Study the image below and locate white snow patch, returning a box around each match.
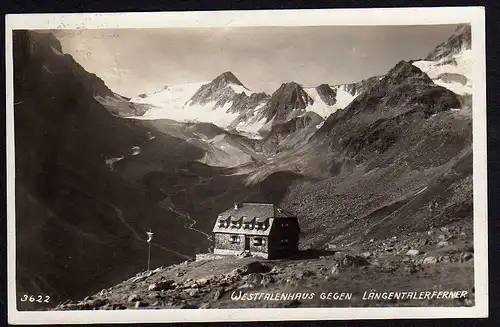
[303,86,357,118]
[131,146,140,156]
[128,81,240,128]
[105,156,124,171]
[316,121,325,129]
[252,103,265,113]
[304,88,335,118]
[229,83,251,95]
[335,87,358,109]
[236,116,268,136]
[412,48,473,95]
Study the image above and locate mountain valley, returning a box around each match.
[12,24,475,310]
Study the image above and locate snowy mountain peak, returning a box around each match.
[412,24,472,95]
[214,71,245,87]
[188,72,251,108]
[261,82,314,124]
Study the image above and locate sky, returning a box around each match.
[50,25,458,98]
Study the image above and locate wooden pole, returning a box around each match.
[147,241,151,271]
[146,230,153,271]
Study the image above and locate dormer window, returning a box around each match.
[219,220,226,227]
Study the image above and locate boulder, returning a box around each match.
[331,263,341,275]
[213,289,222,300]
[404,263,420,274]
[196,277,210,287]
[461,252,473,261]
[406,249,422,256]
[440,255,451,263]
[187,288,200,297]
[437,241,450,248]
[269,266,281,274]
[423,256,438,264]
[361,251,372,258]
[241,261,271,275]
[244,273,263,284]
[333,252,369,266]
[260,275,275,287]
[148,280,175,291]
[127,294,140,302]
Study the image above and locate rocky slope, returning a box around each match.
[54,220,474,310]
[137,119,264,167]
[338,75,383,97]
[26,32,149,117]
[243,31,472,253]
[13,31,215,310]
[261,111,324,155]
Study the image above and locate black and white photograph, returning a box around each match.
[6,7,487,324]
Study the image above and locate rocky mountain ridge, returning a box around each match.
[133,71,381,140]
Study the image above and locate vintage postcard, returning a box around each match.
[6,7,487,324]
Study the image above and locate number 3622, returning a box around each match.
[20,294,50,303]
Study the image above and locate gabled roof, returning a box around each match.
[212,203,297,235]
[217,203,295,221]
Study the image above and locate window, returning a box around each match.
[231,235,240,243]
[281,223,289,228]
[280,238,289,244]
[219,220,226,227]
[253,237,265,246]
[255,222,262,230]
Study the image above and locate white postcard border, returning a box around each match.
[6,7,488,324]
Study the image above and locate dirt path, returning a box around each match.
[161,199,213,243]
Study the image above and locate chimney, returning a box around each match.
[234,202,240,210]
